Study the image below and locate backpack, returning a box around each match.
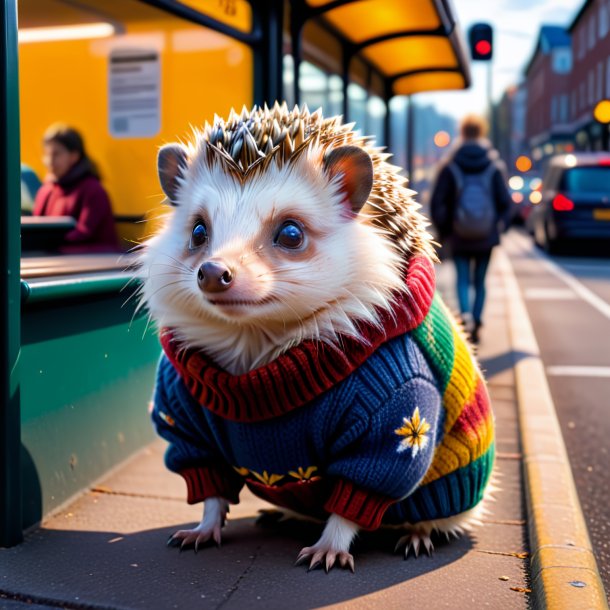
[448,162,497,240]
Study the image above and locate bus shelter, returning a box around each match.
[1,0,470,545]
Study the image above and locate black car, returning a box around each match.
[529,152,610,252]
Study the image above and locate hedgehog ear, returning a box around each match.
[158,144,189,205]
[323,146,373,214]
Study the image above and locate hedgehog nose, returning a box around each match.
[197,260,234,293]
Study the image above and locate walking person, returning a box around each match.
[34,124,120,253]
[430,114,512,344]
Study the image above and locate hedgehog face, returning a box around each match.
[139,105,423,373]
[142,147,401,332]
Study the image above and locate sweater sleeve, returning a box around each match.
[152,356,245,504]
[324,376,442,530]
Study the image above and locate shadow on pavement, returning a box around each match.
[480,351,534,378]
[1,516,473,609]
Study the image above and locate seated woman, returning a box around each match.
[34,124,121,254]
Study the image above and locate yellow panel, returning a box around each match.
[363,36,457,76]
[318,0,440,44]
[18,12,252,246]
[179,0,252,33]
[393,72,465,95]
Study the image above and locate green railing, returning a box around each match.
[1,0,23,547]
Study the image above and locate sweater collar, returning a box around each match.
[161,255,435,423]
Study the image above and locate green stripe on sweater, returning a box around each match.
[412,293,455,393]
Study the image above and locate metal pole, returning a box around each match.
[383,97,391,151]
[407,95,415,185]
[342,50,350,122]
[252,0,284,107]
[487,60,494,143]
[1,0,23,547]
[290,6,303,107]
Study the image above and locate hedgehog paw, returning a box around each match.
[295,546,355,573]
[394,531,434,559]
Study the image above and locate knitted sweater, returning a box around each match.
[152,257,494,530]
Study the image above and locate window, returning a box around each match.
[588,13,596,49]
[347,83,367,135]
[299,61,330,116]
[366,96,386,146]
[551,95,558,122]
[579,26,586,59]
[552,48,572,74]
[606,57,610,97]
[580,81,586,109]
[589,69,595,104]
[282,55,295,109]
[598,60,604,101]
[571,89,577,117]
[600,4,609,38]
[562,167,610,193]
[560,94,569,123]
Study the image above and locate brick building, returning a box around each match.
[519,0,610,164]
[496,83,528,170]
[568,0,610,150]
[523,25,573,160]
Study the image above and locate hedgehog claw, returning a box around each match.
[296,546,354,573]
[395,532,434,559]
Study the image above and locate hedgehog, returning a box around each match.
[140,102,495,572]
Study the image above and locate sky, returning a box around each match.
[416,0,586,119]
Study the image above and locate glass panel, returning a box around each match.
[347,83,367,135]
[367,95,386,146]
[283,54,295,108]
[299,61,330,114]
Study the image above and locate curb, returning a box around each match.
[496,245,609,610]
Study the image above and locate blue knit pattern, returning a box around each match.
[153,332,445,507]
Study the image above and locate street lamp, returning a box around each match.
[593,100,610,151]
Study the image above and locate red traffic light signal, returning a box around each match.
[469,23,493,61]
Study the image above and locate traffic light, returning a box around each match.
[469,23,493,61]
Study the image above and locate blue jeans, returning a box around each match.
[454,252,492,325]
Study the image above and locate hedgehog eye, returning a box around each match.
[190,221,208,249]
[274,221,304,249]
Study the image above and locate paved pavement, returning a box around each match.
[0,252,531,609]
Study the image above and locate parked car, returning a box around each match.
[528,152,610,252]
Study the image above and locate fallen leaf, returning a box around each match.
[510,587,532,593]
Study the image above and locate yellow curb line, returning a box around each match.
[496,244,608,610]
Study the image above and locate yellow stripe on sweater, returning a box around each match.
[422,411,494,485]
[442,325,478,433]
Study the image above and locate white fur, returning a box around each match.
[169,496,229,548]
[139,144,406,374]
[315,513,359,553]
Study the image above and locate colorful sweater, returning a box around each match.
[152,256,494,530]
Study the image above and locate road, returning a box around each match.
[504,229,610,593]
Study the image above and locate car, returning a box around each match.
[528,152,610,253]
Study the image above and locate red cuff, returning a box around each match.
[324,479,397,530]
[179,465,244,505]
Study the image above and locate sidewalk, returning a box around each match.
[1,252,531,610]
